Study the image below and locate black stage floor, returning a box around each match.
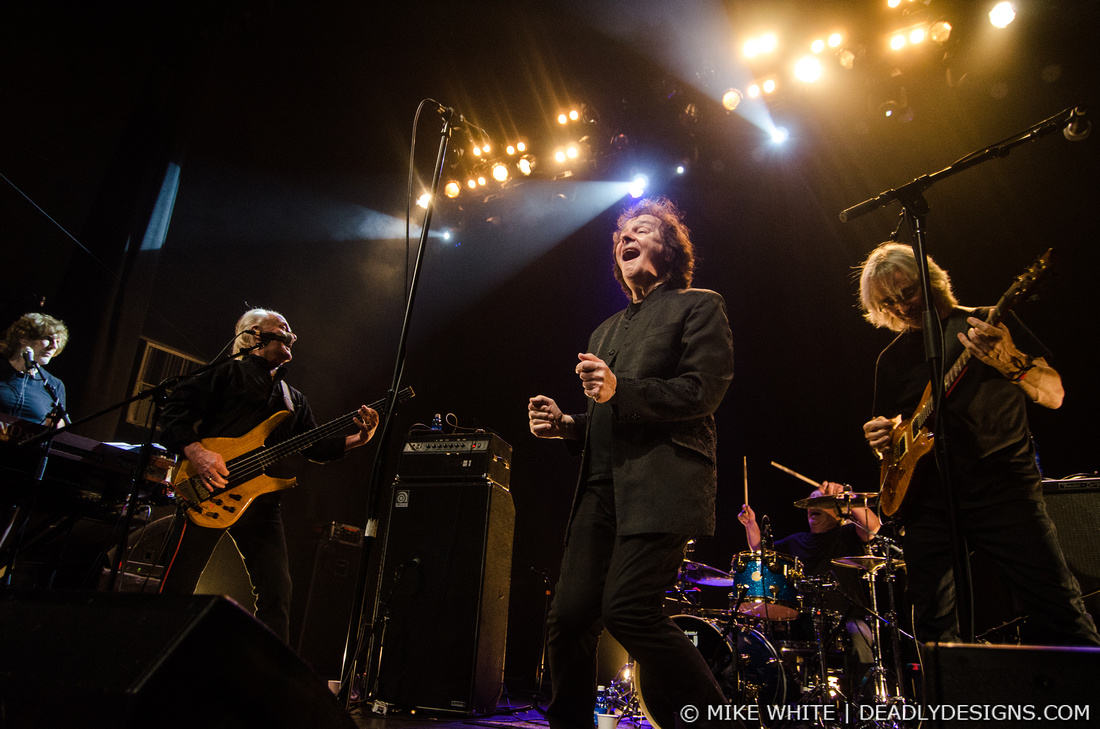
[350,703,550,729]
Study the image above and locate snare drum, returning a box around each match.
[730,550,803,621]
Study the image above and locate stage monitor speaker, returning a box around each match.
[923,642,1100,728]
[0,591,355,729]
[1043,479,1100,617]
[373,479,514,715]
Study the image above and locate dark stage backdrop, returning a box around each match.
[4,1,1099,689]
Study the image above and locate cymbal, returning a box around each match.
[793,492,879,509]
[680,560,735,587]
[831,555,905,572]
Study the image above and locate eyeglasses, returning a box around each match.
[878,284,920,311]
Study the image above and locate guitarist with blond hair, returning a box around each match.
[159,308,378,641]
[858,243,1098,647]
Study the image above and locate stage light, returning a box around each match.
[743,33,778,59]
[794,57,822,83]
[676,164,686,175]
[444,181,461,199]
[811,39,825,54]
[467,178,477,189]
[763,79,777,94]
[416,193,431,209]
[492,162,509,182]
[888,0,901,8]
[748,84,762,98]
[518,155,534,176]
[890,34,906,50]
[554,149,567,164]
[771,127,789,144]
[506,144,516,155]
[477,175,487,186]
[990,2,1015,28]
[566,145,579,159]
[472,146,483,157]
[516,141,526,152]
[569,109,580,121]
[628,174,648,199]
[909,28,926,44]
[828,33,842,48]
[929,20,952,44]
[838,48,856,71]
[722,88,743,111]
[557,113,568,124]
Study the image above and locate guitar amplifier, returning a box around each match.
[396,431,511,488]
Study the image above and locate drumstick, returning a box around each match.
[770,460,822,489]
[743,456,749,505]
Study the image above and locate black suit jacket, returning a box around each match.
[567,285,734,538]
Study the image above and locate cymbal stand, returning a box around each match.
[879,536,913,704]
[797,576,848,724]
[857,555,913,722]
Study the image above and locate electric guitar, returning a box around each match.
[877,250,1051,516]
[172,387,414,528]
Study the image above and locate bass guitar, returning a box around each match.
[878,250,1051,516]
[173,387,414,528]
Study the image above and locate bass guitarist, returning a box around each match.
[858,243,1098,647]
[159,308,378,641]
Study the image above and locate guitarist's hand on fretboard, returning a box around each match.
[957,316,1024,377]
[345,405,380,452]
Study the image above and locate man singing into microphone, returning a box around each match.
[158,308,379,641]
[0,312,69,426]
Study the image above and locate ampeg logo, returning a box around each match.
[395,489,410,508]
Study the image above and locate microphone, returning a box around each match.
[1064,107,1090,142]
[21,347,38,376]
[254,330,296,345]
[433,103,491,145]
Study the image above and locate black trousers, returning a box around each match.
[159,495,292,641]
[903,495,1100,647]
[546,482,732,729]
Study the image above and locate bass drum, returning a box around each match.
[635,615,794,728]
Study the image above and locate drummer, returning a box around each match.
[737,481,881,666]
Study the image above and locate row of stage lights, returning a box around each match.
[426,2,1022,204]
[435,107,599,202]
[436,139,536,201]
[720,1,1017,112]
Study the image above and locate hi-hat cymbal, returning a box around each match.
[679,560,735,587]
[831,555,905,572]
[793,492,879,509]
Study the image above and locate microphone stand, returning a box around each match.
[17,343,264,591]
[840,105,1085,643]
[336,106,458,708]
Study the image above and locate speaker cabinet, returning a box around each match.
[0,591,355,729]
[373,479,514,715]
[295,525,364,679]
[923,642,1100,728]
[1043,480,1100,617]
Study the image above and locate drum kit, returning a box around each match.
[606,490,918,729]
